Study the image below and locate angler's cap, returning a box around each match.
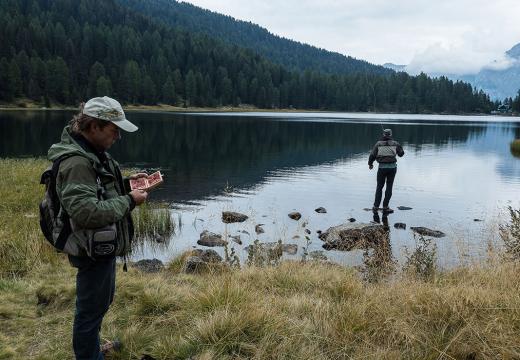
[383,128,392,137]
[83,96,138,132]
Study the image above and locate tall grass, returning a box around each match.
[2,260,520,359]
[131,202,175,240]
[0,158,59,276]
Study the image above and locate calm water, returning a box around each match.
[2,110,520,267]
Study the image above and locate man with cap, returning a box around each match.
[47,96,148,359]
[368,128,405,213]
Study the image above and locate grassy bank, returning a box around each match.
[0,99,312,113]
[1,158,520,359]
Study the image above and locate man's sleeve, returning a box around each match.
[57,157,132,229]
[368,143,378,165]
[397,143,405,157]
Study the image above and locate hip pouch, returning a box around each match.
[87,224,118,260]
[66,222,118,259]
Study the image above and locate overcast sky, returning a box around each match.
[184,0,520,75]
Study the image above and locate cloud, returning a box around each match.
[406,42,518,75]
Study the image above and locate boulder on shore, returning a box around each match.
[222,211,249,223]
[410,227,446,238]
[184,249,223,274]
[288,212,302,220]
[319,222,388,251]
[132,258,164,273]
[197,230,228,247]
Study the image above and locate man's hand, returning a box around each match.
[128,172,148,180]
[129,189,148,205]
[369,164,373,170]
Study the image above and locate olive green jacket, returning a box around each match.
[47,126,134,257]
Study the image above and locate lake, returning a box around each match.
[2,110,520,268]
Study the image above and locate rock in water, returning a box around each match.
[305,229,311,235]
[348,218,356,222]
[410,227,445,238]
[319,222,388,251]
[255,224,265,234]
[394,222,407,230]
[288,212,302,220]
[283,244,298,255]
[222,211,248,223]
[315,207,327,213]
[229,234,242,245]
[397,206,413,210]
[197,230,228,247]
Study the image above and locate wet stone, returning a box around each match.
[410,226,446,238]
[197,230,228,247]
[319,222,388,251]
[394,222,407,230]
[222,211,249,223]
[229,234,242,245]
[255,224,265,234]
[288,212,302,220]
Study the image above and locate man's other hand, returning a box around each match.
[129,190,148,205]
[369,164,373,170]
[128,172,148,180]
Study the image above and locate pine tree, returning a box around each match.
[162,76,176,104]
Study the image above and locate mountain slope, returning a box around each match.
[118,0,393,76]
[0,0,494,113]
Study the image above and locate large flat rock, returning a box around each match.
[319,222,388,251]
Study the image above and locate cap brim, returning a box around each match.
[112,119,138,132]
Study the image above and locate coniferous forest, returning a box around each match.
[0,0,495,113]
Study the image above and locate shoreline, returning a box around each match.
[0,102,508,116]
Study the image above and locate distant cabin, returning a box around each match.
[497,104,512,113]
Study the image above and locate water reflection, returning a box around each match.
[2,111,518,205]
[2,110,520,267]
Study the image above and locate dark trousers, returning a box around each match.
[69,256,116,360]
[374,167,397,208]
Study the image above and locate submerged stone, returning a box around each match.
[410,226,446,238]
[197,230,228,247]
[288,211,302,220]
[222,211,248,223]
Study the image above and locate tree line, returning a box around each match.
[117,0,393,77]
[0,0,494,113]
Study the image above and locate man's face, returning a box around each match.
[90,122,121,151]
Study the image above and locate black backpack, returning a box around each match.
[39,155,74,251]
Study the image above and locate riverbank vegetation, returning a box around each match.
[0,0,495,114]
[2,158,520,359]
